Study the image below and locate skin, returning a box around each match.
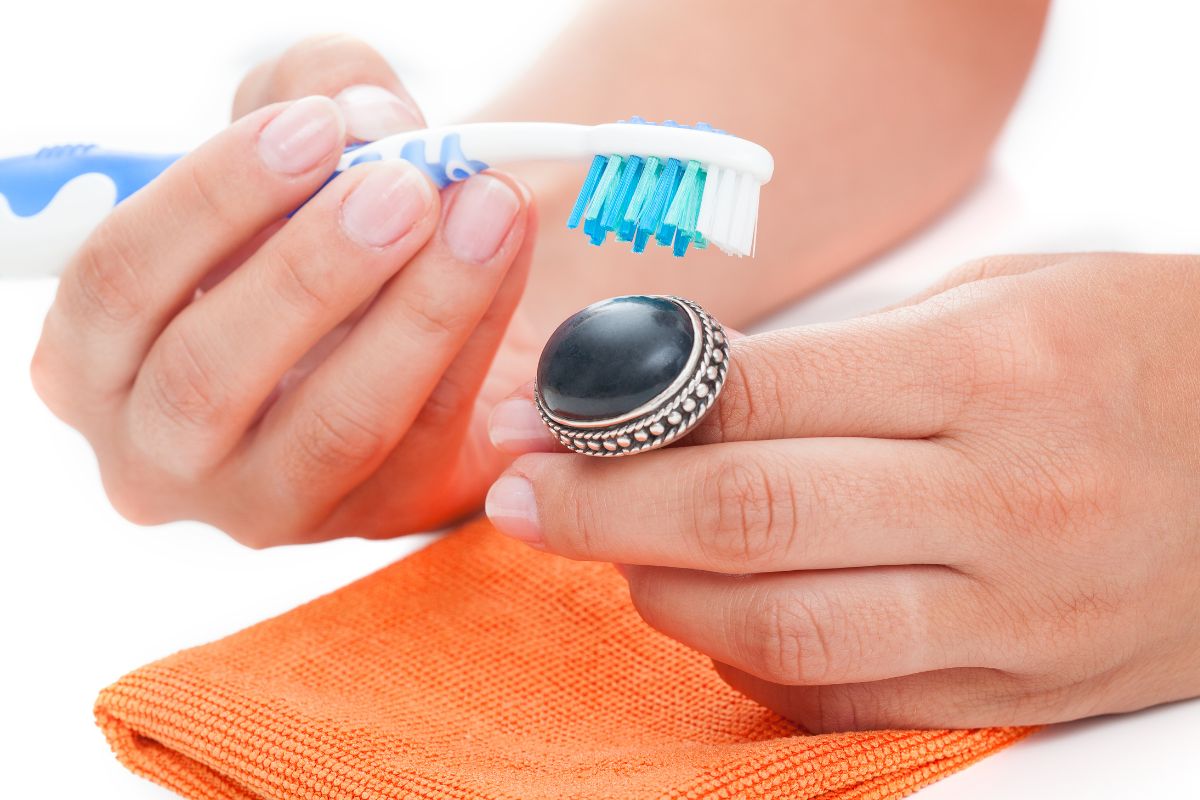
[31,3,1048,545]
[45,4,1200,734]
[31,41,539,545]
[489,254,1200,730]
[489,0,1049,334]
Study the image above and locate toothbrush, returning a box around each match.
[0,118,774,278]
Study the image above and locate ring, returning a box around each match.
[535,295,730,457]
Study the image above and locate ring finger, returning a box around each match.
[623,563,989,686]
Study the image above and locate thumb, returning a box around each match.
[233,34,425,142]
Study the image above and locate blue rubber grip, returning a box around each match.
[0,145,183,218]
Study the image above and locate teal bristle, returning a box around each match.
[600,155,643,233]
[633,157,682,253]
[583,155,624,245]
[567,119,739,257]
[671,163,707,256]
[653,162,686,247]
[618,156,661,241]
[658,160,701,249]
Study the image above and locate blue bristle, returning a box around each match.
[583,155,624,246]
[673,231,693,257]
[636,157,682,246]
[584,215,603,244]
[595,156,632,233]
[618,157,661,241]
[567,155,607,229]
[566,118,738,256]
[655,161,690,247]
[632,226,653,253]
[601,155,643,233]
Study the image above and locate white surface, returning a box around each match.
[1,1,1198,796]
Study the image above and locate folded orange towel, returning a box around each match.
[96,519,1032,799]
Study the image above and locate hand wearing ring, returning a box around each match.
[486,254,1200,733]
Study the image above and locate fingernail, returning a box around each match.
[443,174,521,264]
[486,474,542,546]
[489,398,557,453]
[340,163,433,248]
[334,84,425,141]
[258,96,344,175]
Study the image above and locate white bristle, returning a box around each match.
[710,168,739,253]
[695,167,762,258]
[695,164,721,239]
[732,176,758,256]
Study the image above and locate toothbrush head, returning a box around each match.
[566,118,768,258]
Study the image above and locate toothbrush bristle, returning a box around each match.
[566,118,762,258]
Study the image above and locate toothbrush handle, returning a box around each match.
[0,139,490,279]
[0,146,182,278]
[0,122,772,278]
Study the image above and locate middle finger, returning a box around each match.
[490,437,975,572]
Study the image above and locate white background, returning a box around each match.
[1,1,1199,796]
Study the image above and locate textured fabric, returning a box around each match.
[96,519,1032,799]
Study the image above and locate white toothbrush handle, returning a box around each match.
[1,123,774,278]
[339,122,774,184]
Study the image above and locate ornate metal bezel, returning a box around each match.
[534,295,729,457]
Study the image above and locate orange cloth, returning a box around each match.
[96,519,1032,799]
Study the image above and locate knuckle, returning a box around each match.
[222,517,292,550]
[558,461,610,559]
[96,457,177,527]
[273,34,392,97]
[625,568,671,630]
[178,159,238,235]
[935,284,1062,410]
[394,282,473,341]
[282,33,368,65]
[265,245,336,317]
[103,481,169,527]
[697,457,795,570]
[69,224,145,326]
[744,590,846,686]
[706,343,789,443]
[978,438,1119,540]
[29,336,68,415]
[805,686,887,733]
[415,369,473,432]
[143,327,227,432]
[942,256,998,288]
[287,401,390,479]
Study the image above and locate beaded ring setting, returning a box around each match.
[535,295,729,457]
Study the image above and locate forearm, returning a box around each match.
[479,0,1048,336]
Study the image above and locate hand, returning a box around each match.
[31,36,538,546]
[485,253,1200,731]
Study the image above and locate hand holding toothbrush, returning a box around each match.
[31,36,539,546]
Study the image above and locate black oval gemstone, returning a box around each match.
[537,296,695,423]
